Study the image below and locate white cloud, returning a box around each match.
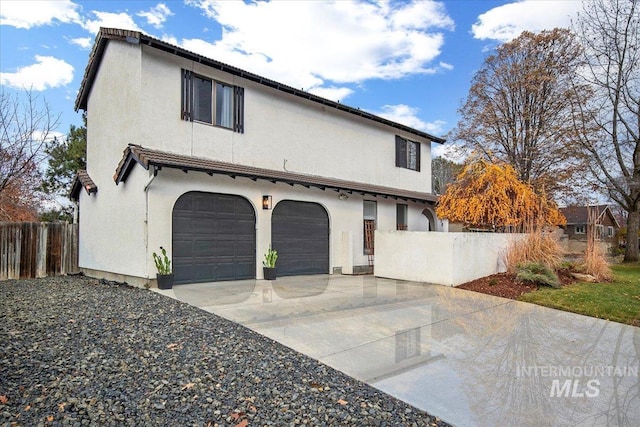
[69,37,92,49]
[307,86,354,102]
[161,35,178,45]
[182,0,454,98]
[81,11,141,34]
[0,55,74,90]
[374,104,446,135]
[472,0,584,42]
[32,130,66,144]
[137,3,173,29]
[439,61,454,71]
[390,0,454,30]
[180,37,332,97]
[0,0,80,29]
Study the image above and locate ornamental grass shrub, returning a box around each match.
[583,208,613,281]
[505,229,564,274]
[516,261,561,288]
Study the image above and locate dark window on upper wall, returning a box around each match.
[193,76,212,123]
[181,69,244,133]
[395,136,421,171]
[396,204,408,230]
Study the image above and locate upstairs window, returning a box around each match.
[181,69,244,133]
[395,136,420,171]
[575,225,586,234]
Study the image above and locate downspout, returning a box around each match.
[144,166,158,280]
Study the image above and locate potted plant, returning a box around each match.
[263,247,278,280]
[153,246,173,289]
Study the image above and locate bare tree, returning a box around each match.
[0,89,59,220]
[431,156,462,195]
[452,29,590,198]
[571,0,640,262]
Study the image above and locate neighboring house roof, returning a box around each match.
[560,205,620,228]
[70,170,98,201]
[115,144,439,203]
[75,27,445,145]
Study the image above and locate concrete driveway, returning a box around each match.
[163,275,640,427]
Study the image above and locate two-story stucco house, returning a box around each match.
[71,28,446,287]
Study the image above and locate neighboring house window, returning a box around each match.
[395,136,420,171]
[364,200,377,255]
[181,69,244,132]
[397,204,408,230]
[608,226,614,238]
[575,225,586,234]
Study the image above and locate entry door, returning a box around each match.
[172,192,255,284]
[272,200,329,276]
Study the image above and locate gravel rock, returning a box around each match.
[0,276,450,426]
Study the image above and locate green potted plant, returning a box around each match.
[153,246,173,289]
[263,247,278,280]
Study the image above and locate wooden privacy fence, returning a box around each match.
[0,222,79,280]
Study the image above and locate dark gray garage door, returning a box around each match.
[172,192,255,285]
[272,200,329,276]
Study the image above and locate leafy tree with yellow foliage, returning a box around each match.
[435,159,565,230]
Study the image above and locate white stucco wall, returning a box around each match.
[79,41,149,283]
[374,231,525,286]
[145,169,433,281]
[79,164,437,284]
[135,46,434,193]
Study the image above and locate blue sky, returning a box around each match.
[0,0,585,156]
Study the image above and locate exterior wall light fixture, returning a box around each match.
[262,195,273,210]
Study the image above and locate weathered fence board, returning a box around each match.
[0,222,79,280]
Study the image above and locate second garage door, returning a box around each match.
[172,192,256,285]
[272,200,329,276]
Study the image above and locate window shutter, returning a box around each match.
[395,136,406,168]
[415,141,421,172]
[234,86,244,133]
[181,69,192,121]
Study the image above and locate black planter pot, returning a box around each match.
[263,267,277,281]
[157,273,174,290]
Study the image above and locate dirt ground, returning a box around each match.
[456,269,576,300]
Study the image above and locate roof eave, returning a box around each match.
[69,170,98,201]
[115,145,439,203]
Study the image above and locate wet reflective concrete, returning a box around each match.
[162,275,640,427]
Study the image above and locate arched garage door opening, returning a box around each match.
[172,192,256,285]
[272,200,329,276]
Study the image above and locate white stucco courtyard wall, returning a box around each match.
[374,231,525,286]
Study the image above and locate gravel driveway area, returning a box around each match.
[0,276,449,426]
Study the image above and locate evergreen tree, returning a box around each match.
[40,114,86,221]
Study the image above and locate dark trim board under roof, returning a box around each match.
[75,28,445,145]
[115,144,439,204]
